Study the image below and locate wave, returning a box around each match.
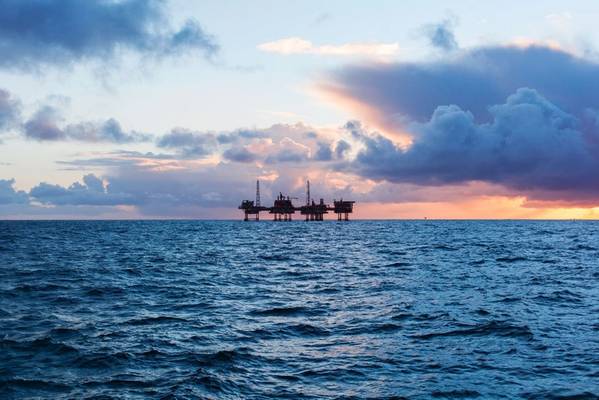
[433,244,459,251]
[413,321,534,341]
[10,283,66,293]
[392,312,450,321]
[569,244,597,251]
[384,261,412,268]
[73,351,131,369]
[431,389,481,398]
[496,256,529,263]
[48,326,81,338]
[1,337,79,359]
[0,378,71,391]
[342,322,402,335]
[198,348,248,365]
[125,315,189,326]
[250,323,330,339]
[522,390,599,400]
[248,305,323,317]
[259,254,292,261]
[533,290,583,304]
[85,286,126,297]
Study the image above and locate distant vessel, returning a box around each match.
[238,180,355,221]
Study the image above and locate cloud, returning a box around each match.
[264,137,311,164]
[65,119,151,143]
[345,88,599,204]
[334,140,351,159]
[423,19,458,51]
[0,0,219,70]
[156,123,331,164]
[30,174,135,206]
[156,128,218,157]
[23,106,64,140]
[323,45,599,133]
[26,162,269,215]
[216,129,267,144]
[1,118,440,218]
[222,146,258,163]
[258,37,399,58]
[23,105,149,143]
[312,142,332,161]
[0,179,28,204]
[165,19,219,57]
[157,127,270,158]
[313,140,351,161]
[0,89,20,132]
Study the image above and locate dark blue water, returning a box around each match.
[0,220,598,399]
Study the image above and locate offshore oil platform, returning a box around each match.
[239,180,355,221]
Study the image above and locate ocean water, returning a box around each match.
[0,220,598,399]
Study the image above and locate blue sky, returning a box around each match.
[2,0,599,219]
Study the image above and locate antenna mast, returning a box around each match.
[256,180,261,207]
[306,180,310,205]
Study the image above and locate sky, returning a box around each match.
[3,0,599,219]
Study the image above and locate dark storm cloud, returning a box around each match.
[0,0,219,70]
[424,19,458,51]
[156,128,218,157]
[0,89,20,132]
[347,88,599,202]
[30,174,135,206]
[23,105,150,143]
[0,179,28,204]
[329,45,599,123]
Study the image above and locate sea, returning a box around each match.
[0,220,597,399]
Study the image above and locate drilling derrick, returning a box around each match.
[237,180,268,221]
[299,180,328,221]
[255,180,261,207]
